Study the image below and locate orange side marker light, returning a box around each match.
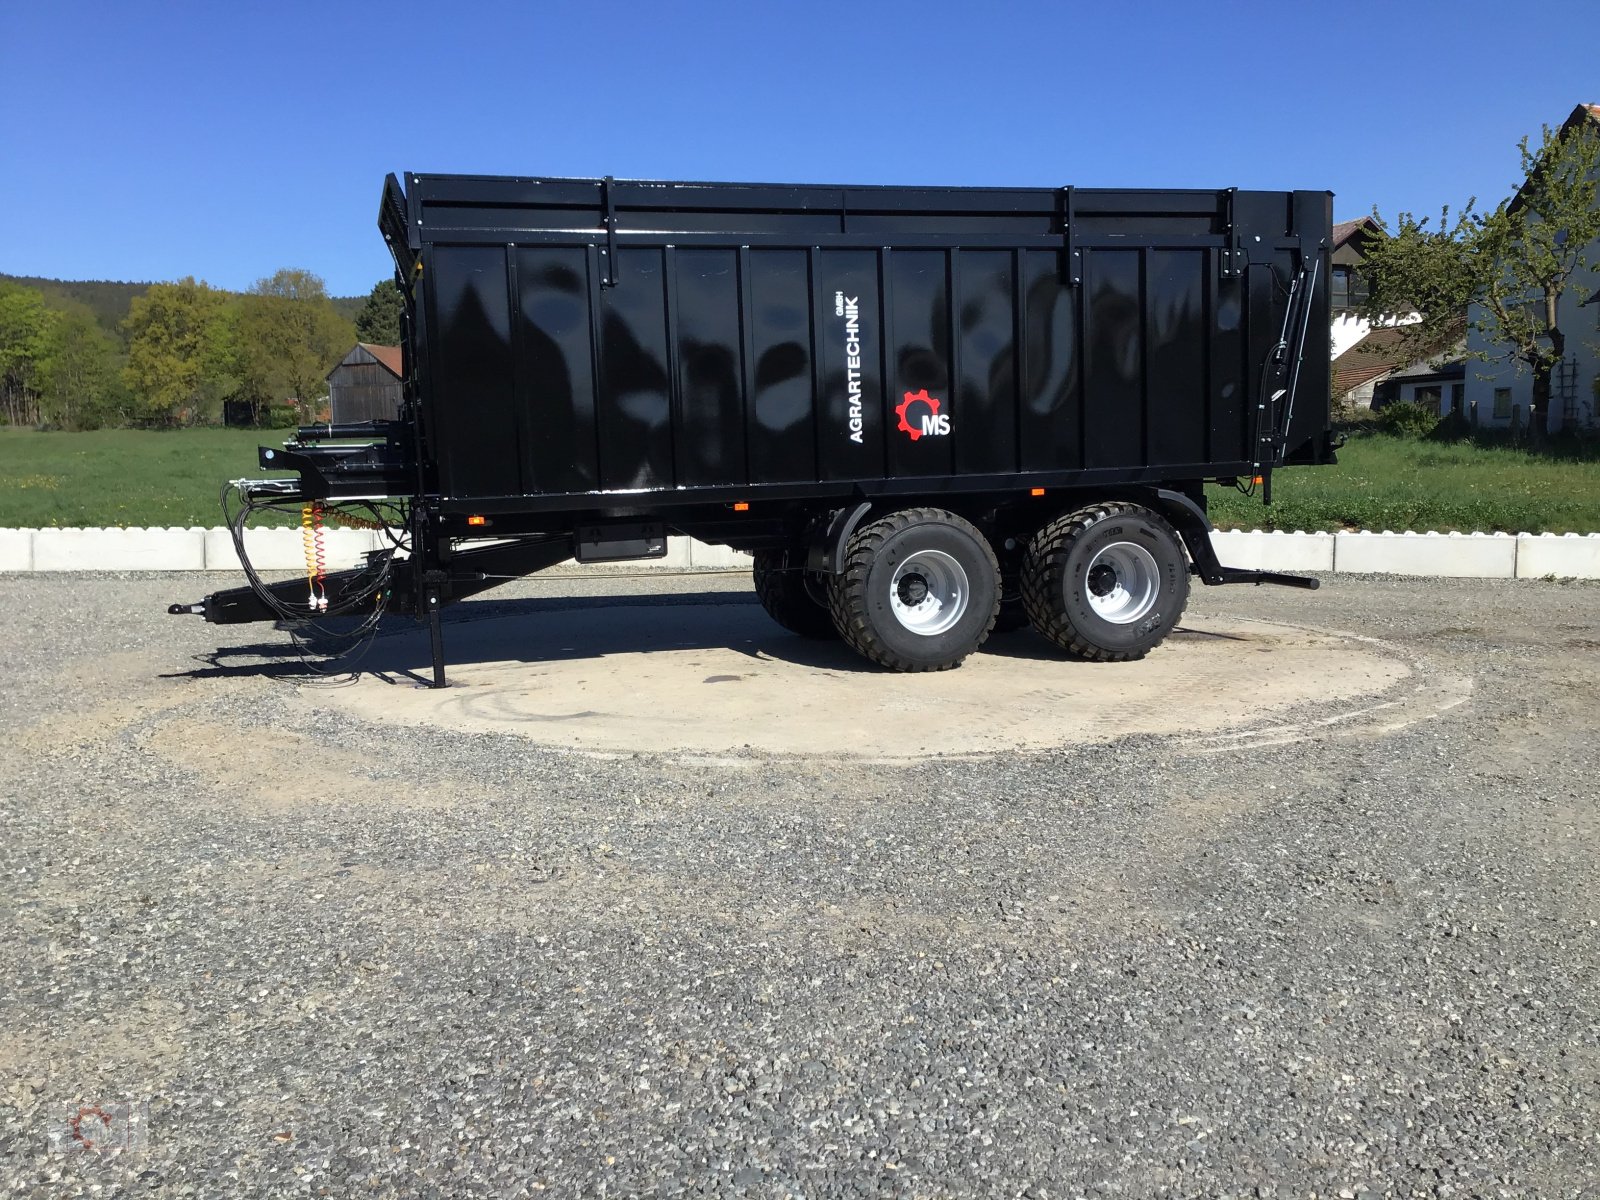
[732,502,750,512]
[466,515,489,527]
[1029,488,1046,497]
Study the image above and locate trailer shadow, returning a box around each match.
[172,592,850,685]
[173,596,1249,685]
[357,594,865,686]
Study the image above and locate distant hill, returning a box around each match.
[0,274,151,336]
[329,294,365,324]
[1,273,369,337]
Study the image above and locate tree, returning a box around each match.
[1474,119,1600,439]
[0,283,54,426]
[236,268,355,423]
[1362,112,1600,442]
[38,306,129,430]
[355,279,404,345]
[122,278,240,426]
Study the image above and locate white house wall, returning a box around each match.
[1331,313,1372,358]
[1389,378,1466,414]
[1462,226,1600,429]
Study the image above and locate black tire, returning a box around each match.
[1021,502,1189,662]
[752,548,838,639]
[827,508,1000,672]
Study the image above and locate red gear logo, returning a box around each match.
[895,389,941,441]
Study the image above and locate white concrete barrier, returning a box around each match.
[0,527,31,571]
[658,538,696,569]
[687,539,754,569]
[1516,533,1600,579]
[1333,530,1518,578]
[1209,529,1335,572]
[30,527,207,572]
[0,527,1596,580]
[201,527,382,571]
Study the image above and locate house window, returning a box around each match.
[1493,387,1512,419]
[1413,385,1442,414]
[1450,383,1464,415]
[1331,267,1368,311]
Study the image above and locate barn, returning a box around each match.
[326,343,403,423]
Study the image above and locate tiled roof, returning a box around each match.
[358,343,403,377]
[1332,217,1380,247]
[1332,326,1412,395]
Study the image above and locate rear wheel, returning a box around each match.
[1021,502,1189,662]
[828,508,1000,672]
[752,548,837,639]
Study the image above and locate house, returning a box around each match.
[1329,216,1383,358]
[1463,102,1600,431]
[1372,358,1467,414]
[327,343,404,423]
[1327,217,1467,413]
[1334,325,1467,415]
[1333,326,1412,409]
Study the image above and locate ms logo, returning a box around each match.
[895,389,950,441]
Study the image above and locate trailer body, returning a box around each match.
[176,171,1337,680]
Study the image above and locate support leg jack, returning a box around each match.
[1180,527,1320,590]
[424,580,448,688]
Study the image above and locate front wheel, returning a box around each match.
[828,508,1000,672]
[1021,502,1189,662]
[753,548,838,639]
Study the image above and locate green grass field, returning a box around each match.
[0,428,294,528]
[2,426,1598,533]
[1208,432,1600,533]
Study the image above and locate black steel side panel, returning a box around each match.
[746,249,814,483]
[408,175,1333,506]
[513,246,599,492]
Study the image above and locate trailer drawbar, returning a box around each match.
[172,172,1335,684]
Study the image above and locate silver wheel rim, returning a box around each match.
[1083,541,1160,625]
[888,550,969,636]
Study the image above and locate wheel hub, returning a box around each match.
[888,550,970,637]
[897,574,930,606]
[1082,541,1160,625]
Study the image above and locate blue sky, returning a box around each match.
[3,0,1596,297]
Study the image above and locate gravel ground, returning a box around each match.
[1,570,1597,1198]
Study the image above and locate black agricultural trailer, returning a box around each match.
[172,172,1336,682]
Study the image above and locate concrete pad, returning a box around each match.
[1334,531,1517,578]
[1516,533,1600,579]
[1210,530,1334,572]
[306,603,1410,763]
